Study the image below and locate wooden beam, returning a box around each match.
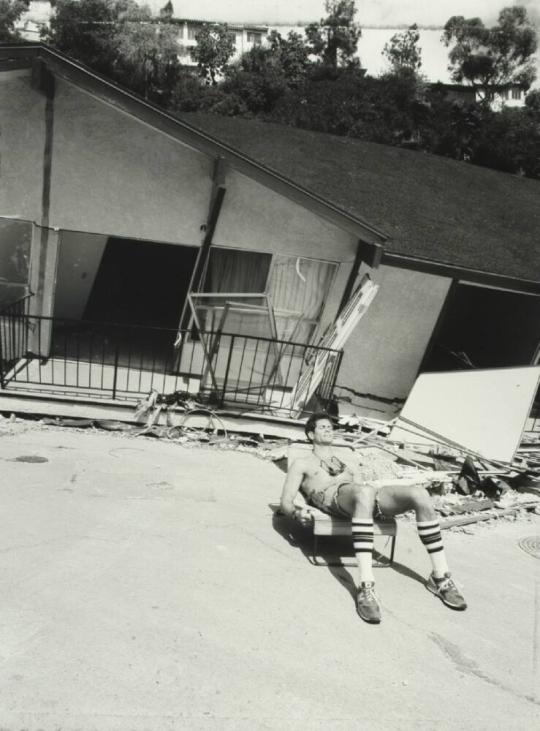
[31,58,55,97]
[357,239,383,269]
[337,242,363,314]
[213,155,227,189]
[177,158,227,331]
[337,237,385,314]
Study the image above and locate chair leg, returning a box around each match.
[389,535,396,565]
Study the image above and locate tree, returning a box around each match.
[382,23,422,76]
[305,0,361,69]
[43,0,181,103]
[443,5,538,97]
[0,0,29,42]
[267,30,311,84]
[159,0,172,21]
[191,23,235,85]
[42,0,125,76]
[472,106,540,178]
[525,89,540,117]
[115,4,180,101]
[218,29,311,114]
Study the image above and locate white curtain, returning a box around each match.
[206,249,271,293]
[268,256,336,342]
[202,248,273,337]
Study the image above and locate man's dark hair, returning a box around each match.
[304,412,333,442]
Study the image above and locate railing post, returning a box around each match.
[221,334,235,406]
[111,339,120,400]
[0,317,5,389]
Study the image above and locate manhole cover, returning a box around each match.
[12,455,49,463]
[518,536,540,559]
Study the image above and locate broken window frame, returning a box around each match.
[185,246,339,345]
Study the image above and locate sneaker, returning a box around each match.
[426,572,467,610]
[356,581,381,624]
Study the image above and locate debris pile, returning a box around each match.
[335,413,540,526]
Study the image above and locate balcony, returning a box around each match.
[0,296,343,418]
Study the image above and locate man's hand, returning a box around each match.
[292,506,312,526]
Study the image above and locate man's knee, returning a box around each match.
[351,483,377,508]
[411,486,435,514]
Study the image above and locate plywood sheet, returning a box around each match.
[390,366,540,463]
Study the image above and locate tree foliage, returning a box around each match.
[0,0,29,42]
[383,23,422,76]
[471,106,540,177]
[198,30,312,115]
[37,0,540,181]
[525,89,540,116]
[443,5,538,95]
[305,0,361,69]
[266,30,311,84]
[159,0,172,21]
[191,23,235,85]
[115,5,179,101]
[42,0,180,102]
[42,0,128,76]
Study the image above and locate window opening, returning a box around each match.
[0,217,31,307]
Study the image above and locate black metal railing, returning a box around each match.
[0,294,33,388]
[0,307,343,416]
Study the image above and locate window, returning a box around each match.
[205,248,271,293]
[0,218,31,307]
[500,88,509,100]
[267,255,337,342]
[187,25,198,40]
[512,87,522,100]
[247,32,262,45]
[202,249,337,344]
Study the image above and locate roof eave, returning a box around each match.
[384,252,540,295]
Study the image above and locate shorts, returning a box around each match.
[305,483,387,520]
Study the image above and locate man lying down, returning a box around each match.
[279,413,467,624]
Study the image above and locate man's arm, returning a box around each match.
[279,459,306,518]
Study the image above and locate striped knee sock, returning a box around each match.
[352,519,374,583]
[417,520,449,578]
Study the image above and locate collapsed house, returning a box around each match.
[0,44,539,421]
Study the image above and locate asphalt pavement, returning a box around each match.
[0,419,539,730]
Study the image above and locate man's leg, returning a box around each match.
[335,483,381,623]
[376,485,467,610]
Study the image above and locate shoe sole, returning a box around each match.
[426,583,467,611]
[356,608,381,624]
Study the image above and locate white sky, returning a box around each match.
[156,0,539,26]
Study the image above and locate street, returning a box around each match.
[0,419,539,730]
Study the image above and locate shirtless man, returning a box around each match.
[280,413,467,624]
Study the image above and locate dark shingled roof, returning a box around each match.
[182,113,540,285]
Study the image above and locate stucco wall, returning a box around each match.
[337,265,451,402]
[49,80,213,245]
[0,70,45,221]
[213,168,358,333]
[214,169,355,260]
[54,230,109,319]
